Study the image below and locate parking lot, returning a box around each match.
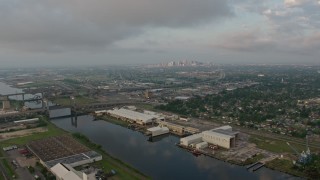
[4,147,44,180]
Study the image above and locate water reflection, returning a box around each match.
[71,115,77,128]
[147,134,170,142]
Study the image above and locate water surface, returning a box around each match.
[52,115,299,180]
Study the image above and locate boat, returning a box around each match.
[191,150,202,156]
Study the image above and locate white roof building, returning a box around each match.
[180,126,239,149]
[147,126,169,137]
[174,96,190,100]
[107,108,156,125]
[202,126,239,149]
[50,163,88,180]
[13,118,39,124]
[196,142,208,150]
[180,133,203,146]
[94,110,107,114]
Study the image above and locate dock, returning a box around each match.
[252,163,265,171]
[247,162,265,172]
[246,162,260,169]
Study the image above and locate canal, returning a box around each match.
[51,115,299,180]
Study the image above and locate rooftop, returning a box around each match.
[27,135,90,162]
[107,108,156,123]
[211,129,239,136]
[27,135,101,167]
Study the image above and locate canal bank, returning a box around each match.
[51,115,300,180]
[71,133,149,180]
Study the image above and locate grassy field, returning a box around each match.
[135,104,155,111]
[0,149,16,179]
[0,159,16,178]
[249,135,310,153]
[0,122,65,147]
[248,135,319,179]
[243,153,265,165]
[52,96,97,106]
[265,158,305,178]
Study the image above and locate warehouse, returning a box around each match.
[180,126,239,149]
[51,163,88,180]
[196,142,208,150]
[147,126,169,137]
[202,130,236,149]
[202,126,238,149]
[180,133,202,146]
[27,135,102,168]
[107,108,156,125]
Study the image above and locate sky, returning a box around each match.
[0,0,319,67]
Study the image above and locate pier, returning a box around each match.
[246,162,260,169]
[247,162,265,172]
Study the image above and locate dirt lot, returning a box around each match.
[6,149,37,168]
[0,127,48,141]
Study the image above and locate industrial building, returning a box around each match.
[107,108,157,125]
[196,142,208,150]
[51,163,92,180]
[147,126,169,137]
[174,96,190,100]
[180,134,203,146]
[13,118,39,124]
[202,126,239,149]
[157,121,200,135]
[27,135,102,168]
[180,126,239,149]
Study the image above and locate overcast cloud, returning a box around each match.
[0,0,319,67]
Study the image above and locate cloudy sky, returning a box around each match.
[0,0,319,67]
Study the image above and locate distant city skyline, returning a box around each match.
[0,0,319,67]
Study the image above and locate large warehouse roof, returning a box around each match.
[107,108,156,123]
[27,135,102,168]
[211,129,238,136]
[51,163,83,180]
[181,133,202,141]
[202,130,234,139]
